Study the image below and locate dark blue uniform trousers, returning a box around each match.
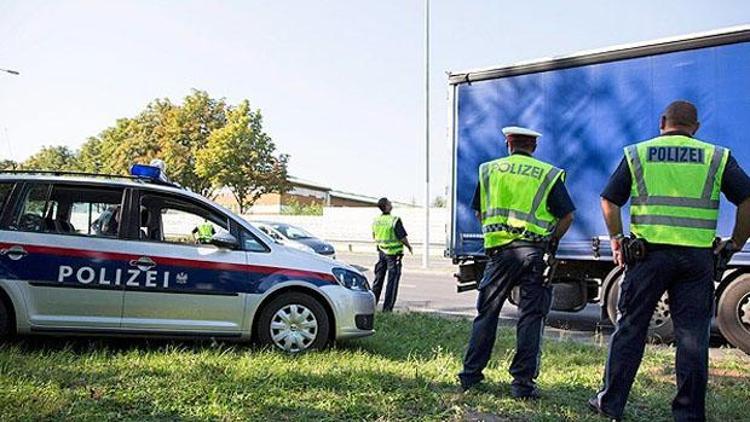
[372,251,403,312]
[596,247,714,421]
[459,247,552,395]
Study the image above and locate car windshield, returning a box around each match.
[273,224,314,240]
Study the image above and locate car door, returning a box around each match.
[120,189,247,335]
[0,182,129,330]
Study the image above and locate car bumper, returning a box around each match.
[321,285,376,339]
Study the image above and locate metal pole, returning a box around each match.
[422,0,430,268]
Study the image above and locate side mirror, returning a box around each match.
[210,230,239,249]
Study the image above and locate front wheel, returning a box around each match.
[256,292,330,353]
[605,272,675,344]
[717,274,750,355]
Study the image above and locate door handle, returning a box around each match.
[129,256,156,271]
[0,245,28,261]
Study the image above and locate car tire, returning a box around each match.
[256,292,330,353]
[0,298,9,339]
[717,274,750,355]
[606,272,675,344]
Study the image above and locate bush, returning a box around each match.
[281,198,323,216]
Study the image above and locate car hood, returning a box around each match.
[277,244,356,275]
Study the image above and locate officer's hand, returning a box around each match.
[611,238,625,268]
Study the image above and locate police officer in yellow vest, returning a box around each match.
[192,219,215,244]
[459,126,575,399]
[372,197,413,312]
[590,101,750,421]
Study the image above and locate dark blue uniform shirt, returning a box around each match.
[601,131,750,207]
[471,152,576,218]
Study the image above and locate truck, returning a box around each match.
[446,26,750,354]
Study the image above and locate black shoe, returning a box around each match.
[459,380,480,393]
[587,397,620,421]
[511,388,541,401]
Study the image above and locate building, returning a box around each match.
[214,176,393,214]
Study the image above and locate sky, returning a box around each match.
[1,0,749,203]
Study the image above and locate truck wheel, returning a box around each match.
[717,274,750,355]
[606,273,675,344]
[257,292,330,353]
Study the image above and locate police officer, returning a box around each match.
[459,126,575,399]
[590,101,750,421]
[192,219,216,244]
[371,197,413,312]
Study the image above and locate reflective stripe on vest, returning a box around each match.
[372,214,404,255]
[479,154,563,249]
[625,136,728,247]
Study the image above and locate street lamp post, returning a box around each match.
[423,0,430,268]
[0,68,20,76]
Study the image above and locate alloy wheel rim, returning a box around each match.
[649,293,671,330]
[270,304,318,353]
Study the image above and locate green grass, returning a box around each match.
[0,312,748,421]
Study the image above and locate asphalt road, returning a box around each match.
[338,252,605,334]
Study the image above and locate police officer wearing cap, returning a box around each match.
[371,197,413,312]
[589,101,750,421]
[459,126,575,399]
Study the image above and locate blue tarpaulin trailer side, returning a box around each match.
[447,26,750,354]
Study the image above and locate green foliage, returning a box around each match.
[281,198,324,216]
[0,159,18,170]
[20,90,288,202]
[0,312,748,421]
[196,100,289,213]
[21,145,77,171]
[431,196,447,208]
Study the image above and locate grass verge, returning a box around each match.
[0,312,748,421]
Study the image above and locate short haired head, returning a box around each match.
[660,100,700,135]
[505,135,537,154]
[377,197,392,213]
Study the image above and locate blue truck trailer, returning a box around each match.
[447,26,750,354]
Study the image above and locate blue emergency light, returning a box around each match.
[130,164,162,180]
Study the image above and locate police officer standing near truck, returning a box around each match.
[590,101,750,421]
[459,126,575,399]
[372,197,413,312]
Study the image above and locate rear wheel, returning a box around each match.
[717,274,750,355]
[606,272,675,344]
[257,292,330,353]
[0,299,9,339]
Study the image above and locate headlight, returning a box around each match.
[332,268,370,291]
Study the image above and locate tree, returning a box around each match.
[196,100,289,213]
[0,160,18,170]
[160,90,227,196]
[22,146,77,171]
[431,196,447,208]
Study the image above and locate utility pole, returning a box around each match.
[422,0,430,268]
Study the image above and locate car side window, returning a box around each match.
[0,182,14,218]
[139,193,229,245]
[11,183,125,237]
[241,229,270,253]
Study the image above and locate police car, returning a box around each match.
[0,166,375,352]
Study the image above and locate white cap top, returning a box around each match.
[501,126,542,138]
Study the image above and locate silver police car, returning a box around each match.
[0,167,375,352]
